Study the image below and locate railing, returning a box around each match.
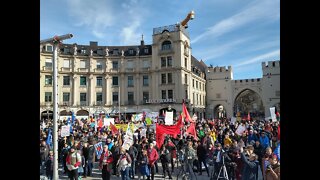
[94,68,104,72]
[95,101,104,106]
[42,66,52,71]
[80,101,88,106]
[158,49,174,56]
[62,102,71,106]
[109,68,119,73]
[153,24,178,35]
[126,68,134,72]
[152,24,189,38]
[40,102,53,107]
[61,67,71,72]
[78,68,89,72]
[141,67,150,71]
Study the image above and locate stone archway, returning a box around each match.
[234,89,264,119]
[76,110,89,116]
[60,110,72,116]
[41,110,53,121]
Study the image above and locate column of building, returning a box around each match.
[72,75,78,106]
[89,74,94,106]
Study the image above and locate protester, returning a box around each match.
[147,143,159,180]
[45,151,54,180]
[159,146,172,179]
[66,146,82,180]
[99,145,113,180]
[240,147,259,180]
[117,148,132,180]
[40,107,279,180]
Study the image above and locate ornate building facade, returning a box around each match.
[40,24,279,121]
[40,24,207,120]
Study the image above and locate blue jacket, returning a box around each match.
[247,134,258,144]
[259,136,270,149]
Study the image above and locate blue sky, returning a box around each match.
[40,0,280,80]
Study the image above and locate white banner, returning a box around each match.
[165,111,174,125]
[61,125,70,137]
[104,118,114,126]
[141,128,147,138]
[235,124,246,136]
[270,107,277,122]
[134,113,144,122]
[146,112,159,122]
[231,117,237,124]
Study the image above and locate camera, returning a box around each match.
[267,164,272,170]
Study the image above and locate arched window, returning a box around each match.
[184,41,189,55]
[161,40,171,50]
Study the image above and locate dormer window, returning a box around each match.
[64,48,70,54]
[113,49,119,55]
[97,49,103,55]
[46,45,53,52]
[129,49,134,55]
[144,48,149,54]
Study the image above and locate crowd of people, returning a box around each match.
[40,114,280,180]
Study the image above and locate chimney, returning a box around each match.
[90,41,98,47]
[140,34,145,46]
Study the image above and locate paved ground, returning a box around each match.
[40,161,263,180]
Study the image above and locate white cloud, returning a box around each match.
[198,36,254,62]
[67,0,145,43]
[67,0,116,39]
[191,0,280,44]
[120,20,141,45]
[234,49,280,67]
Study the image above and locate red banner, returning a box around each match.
[156,117,182,148]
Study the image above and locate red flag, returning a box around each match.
[277,124,280,140]
[110,122,119,135]
[276,112,280,121]
[185,122,198,141]
[156,117,182,148]
[247,112,251,121]
[183,103,195,123]
[98,118,103,127]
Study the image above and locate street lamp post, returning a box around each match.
[40,34,73,180]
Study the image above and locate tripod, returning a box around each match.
[176,160,188,180]
[216,155,229,180]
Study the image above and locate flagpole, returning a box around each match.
[52,42,60,180]
[119,84,121,122]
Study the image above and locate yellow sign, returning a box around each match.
[114,123,139,132]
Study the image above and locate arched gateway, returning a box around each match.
[234,89,265,119]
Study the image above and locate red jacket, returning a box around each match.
[148,148,159,165]
[99,151,113,167]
